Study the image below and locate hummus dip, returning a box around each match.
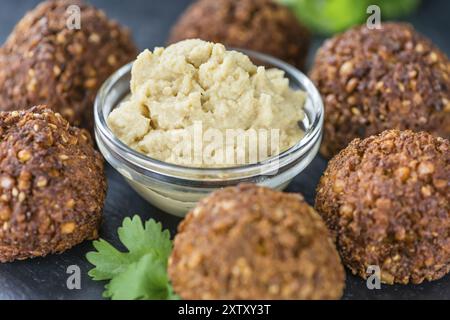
[108,39,306,167]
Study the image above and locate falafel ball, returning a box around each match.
[169,184,345,300]
[315,130,450,284]
[168,0,311,71]
[0,106,106,262]
[310,23,450,158]
[0,0,137,131]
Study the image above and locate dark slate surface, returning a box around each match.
[0,0,449,300]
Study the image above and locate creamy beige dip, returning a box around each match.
[108,39,306,167]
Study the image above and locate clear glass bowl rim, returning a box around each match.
[94,48,324,180]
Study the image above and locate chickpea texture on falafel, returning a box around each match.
[315,130,449,285]
[0,106,106,262]
[310,22,450,158]
[169,184,345,300]
[0,0,137,131]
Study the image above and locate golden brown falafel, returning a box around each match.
[0,106,106,262]
[169,184,345,300]
[310,22,450,158]
[315,130,450,284]
[168,0,311,71]
[0,0,137,131]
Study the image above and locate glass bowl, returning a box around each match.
[94,49,324,217]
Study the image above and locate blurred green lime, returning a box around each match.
[280,0,420,35]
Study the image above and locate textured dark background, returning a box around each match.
[0,0,449,300]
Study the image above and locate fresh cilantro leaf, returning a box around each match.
[86,215,178,300]
[104,253,179,300]
[86,239,130,280]
[86,216,172,280]
[118,215,172,265]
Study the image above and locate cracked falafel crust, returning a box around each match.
[0,106,106,262]
[315,130,450,284]
[169,184,345,300]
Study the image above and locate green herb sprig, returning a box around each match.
[86,216,179,300]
